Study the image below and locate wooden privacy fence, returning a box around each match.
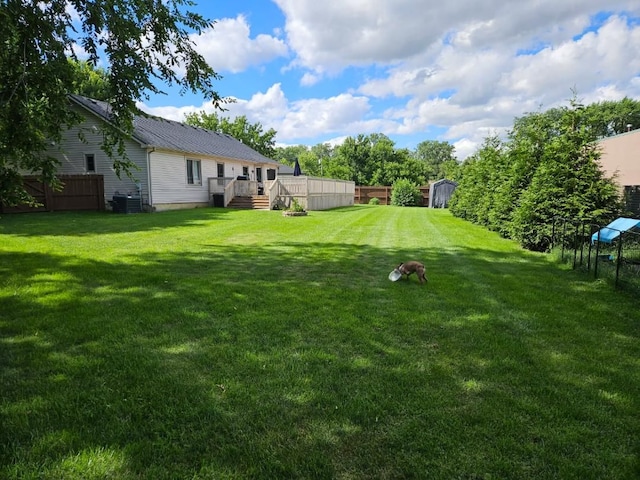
[1,175,105,213]
[355,185,430,206]
[270,176,355,210]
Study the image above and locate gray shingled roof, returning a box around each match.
[69,94,279,166]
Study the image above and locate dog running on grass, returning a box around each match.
[397,261,428,284]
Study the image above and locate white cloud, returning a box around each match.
[274,0,639,71]
[224,83,289,127]
[351,11,640,157]
[274,0,445,72]
[505,15,640,100]
[300,72,321,87]
[137,102,209,122]
[142,82,395,143]
[453,138,480,161]
[193,15,288,73]
[277,93,374,139]
[141,1,640,161]
[323,135,349,147]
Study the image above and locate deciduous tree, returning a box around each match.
[584,97,640,137]
[185,112,276,158]
[413,140,456,181]
[69,60,111,101]
[1,0,223,205]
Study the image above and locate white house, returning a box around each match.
[52,95,282,211]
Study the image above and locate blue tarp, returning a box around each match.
[591,217,640,244]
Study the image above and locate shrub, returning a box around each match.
[391,179,420,206]
[290,198,306,212]
[369,197,380,205]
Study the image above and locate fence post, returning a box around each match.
[586,224,598,273]
[579,222,585,267]
[594,229,601,279]
[44,182,54,212]
[96,175,105,210]
[572,222,579,269]
[561,219,567,261]
[615,233,624,288]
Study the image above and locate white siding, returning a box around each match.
[51,107,149,206]
[150,150,256,208]
[49,103,282,211]
[150,151,209,205]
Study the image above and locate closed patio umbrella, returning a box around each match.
[293,158,302,176]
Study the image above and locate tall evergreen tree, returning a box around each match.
[490,111,552,237]
[450,95,623,251]
[511,101,621,250]
[449,136,503,225]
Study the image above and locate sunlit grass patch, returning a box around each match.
[1,207,638,479]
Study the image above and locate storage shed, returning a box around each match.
[428,179,457,208]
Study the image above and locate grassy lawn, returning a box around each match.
[1,206,638,479]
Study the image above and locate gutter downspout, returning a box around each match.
[147,147,155,209]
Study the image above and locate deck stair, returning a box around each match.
[226,195,270,210]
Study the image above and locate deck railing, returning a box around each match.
[269,176,355,210]
[211,175,355,210]
[209,177,261,206]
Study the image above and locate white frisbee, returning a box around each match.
[388,269,402,281]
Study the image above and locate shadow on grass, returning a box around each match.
[0,208,236,237]
[1,241,639,478]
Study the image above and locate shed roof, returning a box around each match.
[69,94,278,166]
[591,217,640,244]
[429,178,458,186]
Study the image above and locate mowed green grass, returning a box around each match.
[1,206,638,479]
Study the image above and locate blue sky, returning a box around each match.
[122,0,640,159]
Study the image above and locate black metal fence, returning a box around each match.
[550,217,640,291]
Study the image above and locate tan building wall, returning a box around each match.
[598,129,640,187]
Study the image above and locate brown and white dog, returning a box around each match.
[397,261,428,284]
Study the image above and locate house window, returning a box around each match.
[243,166,249,178]
[186,159,202,185]
[85,154,95,173]
[267,169,276,181]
